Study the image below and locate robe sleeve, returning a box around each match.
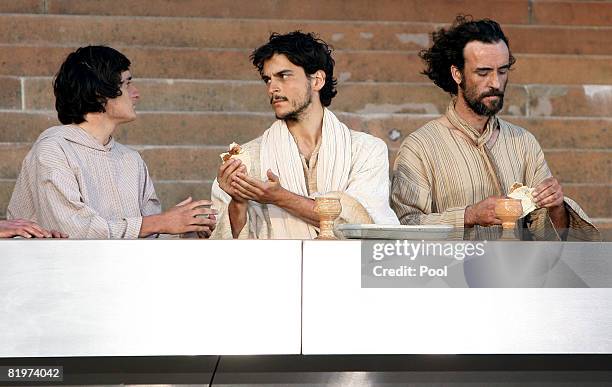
[523,133,601,241]
[390,135,466,228]
[210,179,251,239]
[140,162,162,217]
[338,136,399,225]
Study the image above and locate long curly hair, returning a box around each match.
[251,31,338,107]
[420,15,516,95]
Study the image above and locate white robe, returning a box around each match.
[211,109,398,239]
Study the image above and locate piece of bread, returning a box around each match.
[507,182,538,217]
[219,142,251,172]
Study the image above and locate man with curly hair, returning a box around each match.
[390,16,599,241]
[212,31,399,239]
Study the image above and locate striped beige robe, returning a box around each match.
[7,125,161,239]
[391,103,600,241]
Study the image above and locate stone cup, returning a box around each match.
[314,196,342,240]
[495,198,523,230]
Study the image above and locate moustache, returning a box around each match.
[479,90,504,99]
[270,96,288,104]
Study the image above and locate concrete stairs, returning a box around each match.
[0,0,610,238]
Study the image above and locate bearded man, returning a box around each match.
[212,31,398,239]
[390,16,599,241]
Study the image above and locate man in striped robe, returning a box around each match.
[8,46,217,239]
[390,16,600,241]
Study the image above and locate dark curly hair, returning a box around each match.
[53,46,131,124]
[250,31,338,107]
[420,15,516,95]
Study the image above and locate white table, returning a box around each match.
[0,240,302,357]
[302,241,612,354]
[1,239,611,357]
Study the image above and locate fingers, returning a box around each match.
[208,215,217,231]
[267,169,279,182]
[231,180,258,200]
[192,207,218,218]
[50,230,69,238]
[176,196,193,206]
[534,180,563,208]
[189,215,217,227]
[29,223,52,238]
[534,183,556,199]
[21,225,45,238]
[235,172,265,188]
[219,159,243,178]
[15,229,33,238]
[533,177,556,197]
[233,187,254,201]
[189,199,213,209]
[2,220,43,237]
[537,191,563,208]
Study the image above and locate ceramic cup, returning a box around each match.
[495,198,523,229]
[314,196,342,240]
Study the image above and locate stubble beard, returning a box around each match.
[275,82,313,122]
[460,79,505,117]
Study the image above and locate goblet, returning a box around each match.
[314,197,342,240]
[494,198,523,230]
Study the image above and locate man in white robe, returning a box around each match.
[212,31,398,239]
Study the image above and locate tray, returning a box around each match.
[337,224,454,240]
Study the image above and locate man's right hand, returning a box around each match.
[464,196,504,227]
[217,159,248,203]
[0,219,67,238]
[140,198,218,237]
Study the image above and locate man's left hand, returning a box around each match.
[232,169,285,205]
[533,176,564,209]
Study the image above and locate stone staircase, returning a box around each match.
[0,0,610,238]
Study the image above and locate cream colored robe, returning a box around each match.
[211,121,399,239]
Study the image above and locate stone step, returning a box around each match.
[0,177,608,220]
[1,111,609,151]
[14,77,612,118]
[5,1,610,27]
[1,15,610,55]
[0,45,610,85]
[41,0,531,24]
[533,0,612,27]
[0,0,43,13]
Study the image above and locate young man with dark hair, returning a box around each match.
[390,16,599,240]
[212,31,398,239]
[8,46,217,239]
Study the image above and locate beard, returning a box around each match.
[460,79,505,117]
[271,82,312,122]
